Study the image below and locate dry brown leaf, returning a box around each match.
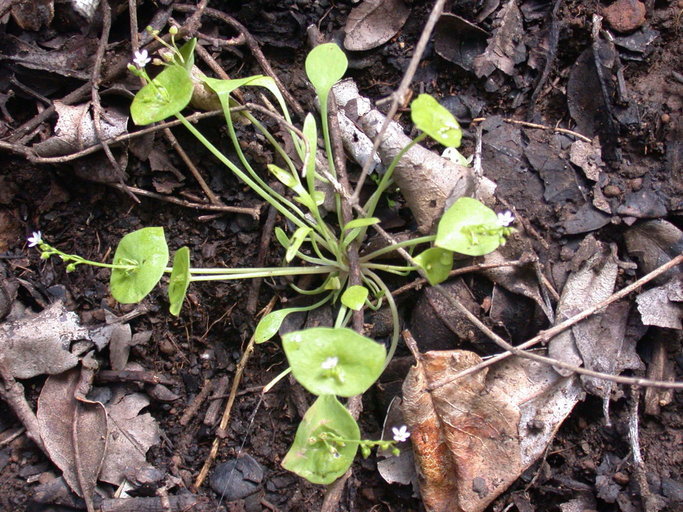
[343,0,410,51]
[37,366,107,512]
[402,349,582,512]
[473,0,525,77]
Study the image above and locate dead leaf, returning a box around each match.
[434,14,489,72]
[624,220,683,285]
[99,392,160,486]
[11,0,54,31]
[0,301,84,379]
[636,277,683,329]
[343,0,410,51]
[108,324,132,371]
[473,0,525,78]
[37,366,107,511]
[548,238,619,377]
[377,397,415,486]
[32,102,128,157]
[402,348,582,512]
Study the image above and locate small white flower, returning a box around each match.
[133,49,151,68]
[27,231,42,247]
[321,356,338,370]
[496,210,515,227]
[392,425,410,443]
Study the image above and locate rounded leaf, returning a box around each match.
[341,285,369,311]
[168,246,190,316]
[413,247,454,285]
[110,228,169,303]
[282,327,386,397]
[254,309,290,344]
[131,65,193,125]
[435,197,501,256]
[410,94,462,147]
[282,395,359,485]
[305,43,348,99]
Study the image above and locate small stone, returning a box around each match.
[628,178,643,191]
[613,472,630,485]
[159,338,175,355]
[210,455,263,501]
[603,185,622,197]
[661,113,671,124]
[603,0,646,33]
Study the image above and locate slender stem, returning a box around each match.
[189,265,336,282]
[334,305,348,328]
[359,235,435,262]
[364,270,399,369]
[262,367,292,394]
[363,263,417,273]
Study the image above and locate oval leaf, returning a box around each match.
[110,228,169,303]
[131,65,194,125]
[286,226,312,263]
[282,395,359,485]
[344,217,380,231]
[305,43,348,99]
[410,94,462,147]
[168,246,190,316]
[435,197,501,256]
[282,327,386,397]
[414,247,454,285]
[341,285,369,311]
[255,309,291,344]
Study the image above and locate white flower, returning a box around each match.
[133,49,151,68]
[496,210,515,227]
[392,425,410,443]
[321,356,338,370]
[27,231,42,247]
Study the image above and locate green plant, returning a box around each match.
[31,31,515,484]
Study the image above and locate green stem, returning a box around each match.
[359,235,435,263]
[189,265,336,282]
[363,263,417,273]
[364,270,399,370]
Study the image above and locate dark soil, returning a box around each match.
[0,1,681,512]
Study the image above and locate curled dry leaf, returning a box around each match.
[0,301,84,379]
[37,366,107,511]
[343,0,410,51]
[636,277,683,329]
[473,0,525,78]
[402,349,582,512]
[334,79,474,233]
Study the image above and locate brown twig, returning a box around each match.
[472,117,592,143]
[246,192,280,315]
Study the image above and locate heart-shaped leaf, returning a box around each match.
[414,247,454,285]
[168,246,190,316]
[435,197,501,256]
[282,327,385,397]
[110,228,169,304]
[282,395,359,485]
[341,285,369,311]
[411,94,462,148]
[305,43,348,102]
[131,65,194,125]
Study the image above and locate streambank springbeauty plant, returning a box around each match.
[32,32,515,484]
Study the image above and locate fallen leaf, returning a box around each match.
[99,392,160,486]
[37,366,107,511]
[473,0,525,78]
[636,277,683,329]
[343,0,410,51]
[433,14,489,72]
[624,220,683,285]
[0,301,84,379]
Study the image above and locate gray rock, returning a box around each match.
[210,455,263,501]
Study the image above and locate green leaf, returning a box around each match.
[341,285,368,311]
[435,197,502,256]
[410,94,462,148]
[176,38,196,70]
[343,218,380,231]
[305,43,348,100]
[414,247,454,285]
[274,227,290,249]
[255,309,291,344]
[131,65,194,125]
[168,246,190,316]
[302,113,317,190]
[110,228,169,303]
[286,226,312,263]
[282,395,359,485]
[282,327,386,397]
[267,164,299,191]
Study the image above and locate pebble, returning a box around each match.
[661,113,671,124]
[210,455,263,501]
[613,471,630,485]
[628,178,643,191]
[603,0,647,33]
[603,185,622,197]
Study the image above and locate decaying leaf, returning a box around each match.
[624,220,683,285]
[0,301,84,379]
[32,101,129,157]
[548,238,619,377]
[636,277,683,329]
[37,365,107,511]
[402,348,582,512]
[99,392,160,486]
[11,0,54,31]
[473,0,525,78]
[343,0,410,51]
